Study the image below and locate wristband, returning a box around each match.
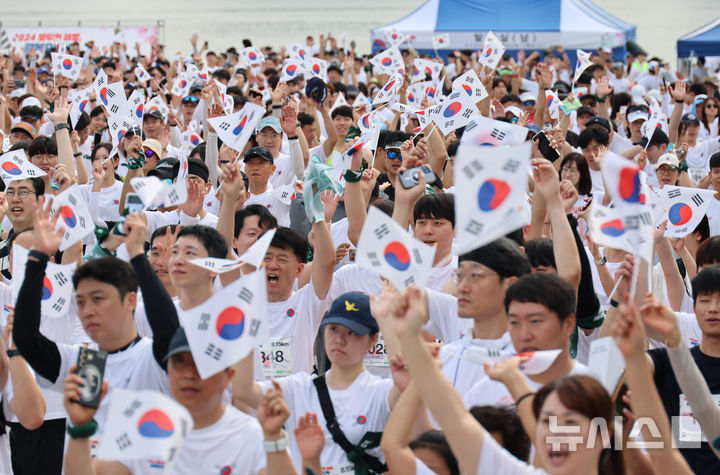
[514,392,535,407]
[263,430,289,452]
[7,349,21,358]
[272,104,282,110]
[594,94,606,103]
[67,419,98,439]
[54,122,71,131]
[73,152,82,157]
[610,299,620,308]
[343,169,363,183]
[287,135,298,141]
[675,99,684,104]
[28,249,50,263]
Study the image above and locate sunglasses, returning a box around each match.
[706,103,719,109]
[249,90,263,98]
[386,150,402,160]
[144,149,156,158]
[523,101,536,107]
[183,96,199,104]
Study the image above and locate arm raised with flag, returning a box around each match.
[124,213,180,368]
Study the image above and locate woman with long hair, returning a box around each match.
[699,96,719,138]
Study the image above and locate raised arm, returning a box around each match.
[668,80,686,145]
[281,102,306,177]
[124,213,179,368]
[309,203,335,300]
[48,97,77,182]
[231,352,265,409]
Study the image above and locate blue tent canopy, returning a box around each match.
[371,0,635,58]
[677,18,720,58]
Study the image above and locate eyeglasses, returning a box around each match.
[30,154,57,163]
[6,188,36,198]
[452,269,497,284]
[706,103,719,109]
[386,150,402,160]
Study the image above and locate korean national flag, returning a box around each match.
[171,73,193,98]
[370,45,404,75]
[373,73,404,106]
[573,49,593,84]
[413,58,442,83]
[383,29,407,47]
[601,153,649,212]
[307,57,328,81]
[430,91,478,135]
[589,203,654,264]
[49,184,94,251]
[545,89,560,120]
[432,33,450,50]
[128,90,145,127]
[180,129,204,159]
[356,207,437,291]
[93,70,129,117]
[331,92,348,112]
[130,176,188,210]
[406,82,426,106]
[240,46,265,66]
[651,186,715,238]
[12,244,76,318]
[479,31,505,72]
[134,64,150,84]
[452,69,489,103]
[96,389,192,467]
[108,116,134,153]
[179,268,269,379]
[287,43,309,63]
[69,85,93,128]
[0,149,46,184]
[207,102,265,152]
[462,114,528,147]
[454,142,531,254]
[280,59,305,82]
[191,229,277,273]
[643,98,666,145]
[51,52,83,81]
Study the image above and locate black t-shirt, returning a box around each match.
[649,345,720,474]
[377,172,396,201]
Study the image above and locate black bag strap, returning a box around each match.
[313,375,387,474]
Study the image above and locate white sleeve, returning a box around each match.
[288,138,305,181]
[476,431,547,475]
[424,289,461,343]
[169,125,181,148]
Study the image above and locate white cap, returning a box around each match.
[20,96,42,109]
[601,46,613,54]
[631,84,646,102]
[646,89,662,104]
[655,153,679,170]
[627,110,648,123]
[505,105,524,117]
[519,91,537,103]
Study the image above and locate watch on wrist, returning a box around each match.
[263,430,289,453]
[594,256,607,266]
[287,135,298,140]
[54,122,71,131]
[7,349,21,358]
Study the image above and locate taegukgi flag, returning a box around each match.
[179,268,269,379]
[93,70,129,117]
[545,89,560,119]
[128,90,145,127]
[134,64,150,83]
[373,73,404,105]
[279,59,305,82]
[48,184,94,251]
[240,46,264,66]
[190,229,277,273]
[370,45,404,75]
[430,91,479,135]
[95,388,193,467]
[650,185,715,238]
[589,203,654,264]
[356,207,437,291]
[12,244,76,319]
[69,85,93,128]
[432,33,450,50]
[452,69,489,102]
[207,102,265,152]
[573,49,593,84]
[413,58,443,83]
[0,149,46,183]
[51,52,83,81]
[601,153,649,212]
[479,31,505,72]
[454,142,532,254]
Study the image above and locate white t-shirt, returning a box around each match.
[440,331,514,397]
[121,405,266,474]
[648,311,702,349]
[330,218,353,269]
[706,196,720,237]
[244,184,291,227]
[588,167,605,205]
[258,371,392,473]
[686,139,720,185]
[463,361,593,408]
[476,432,547,475]
[425,289,475,344]
[255,283,331,380]
[81,181,124,223]
[143,209,219,241]
[269,152,296,188]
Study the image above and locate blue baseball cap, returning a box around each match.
[256,116,282,134]
[321,292,379,335]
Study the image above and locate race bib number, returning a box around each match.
[689,167,706,185]
[364,332,389,367]
[678,393,720,442]
[259,337,293,378]
[322,462,355,474]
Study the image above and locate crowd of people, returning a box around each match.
[0,28,717,475]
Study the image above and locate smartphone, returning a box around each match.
[74,347,107,409]
[619,105,627,115]
[125,193,144,215]
[14,79,24,88]
[399,165,436,189]
[533,132,560,162]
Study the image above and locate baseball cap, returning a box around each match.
[647,128,669,146]
[627,105,649,123]
[655,153,679,170]
[147,158,178,180]
[243,146,274,163]
[126,126,146,141]
[142,139,163,158]
[384,140,403,151]
[682,113,700,125]
[586,116,611,132]
[144,109,165,121]
[576,106,595,118]
[256,116,282,134]
[519,92,537,104]
[20,97,42,110]
[305,77,327,105]
[163,327,192,363]
[10,121,36,140]
[321,292,379,336]
[190,81,204,93]
[703,76,719,88]
[37,67,49,75]
[505,105,523,118]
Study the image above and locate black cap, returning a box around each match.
[321,292,379,335]
[190,82,204,93]
[682,113,700,125]
[243,146,274,164]
[647,128,669,146]
[305,77,327,105]
[163,327,191,363]
[147,158,179,180]
[586,116,611,132]
[576,106,594,117]
[144,109,164,121]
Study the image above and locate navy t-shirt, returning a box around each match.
[649,345,720,475]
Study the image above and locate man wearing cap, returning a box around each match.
[9,121,35,145]
[18,103,43,133]
[376,131,408,202]
[179,94,200,126]
[254,115,305,191]
[609,61,631,94]
[243,146,292,226]
[142,108,166,145]
[575,106,595,133]
[703,76,718,98]
[643,129,671,187]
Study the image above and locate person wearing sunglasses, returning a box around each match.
[180,95,200,125]
[141,139,163,175]
[376,131,409,202]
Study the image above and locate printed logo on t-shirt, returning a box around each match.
[148,459,165,469]
[689,337,700,347]
[286,308,295,318]
[355,415,366,425]
[266,204,272,209]
[220,465,233,474]
[206,201,213,207]
[114,199,119,205]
